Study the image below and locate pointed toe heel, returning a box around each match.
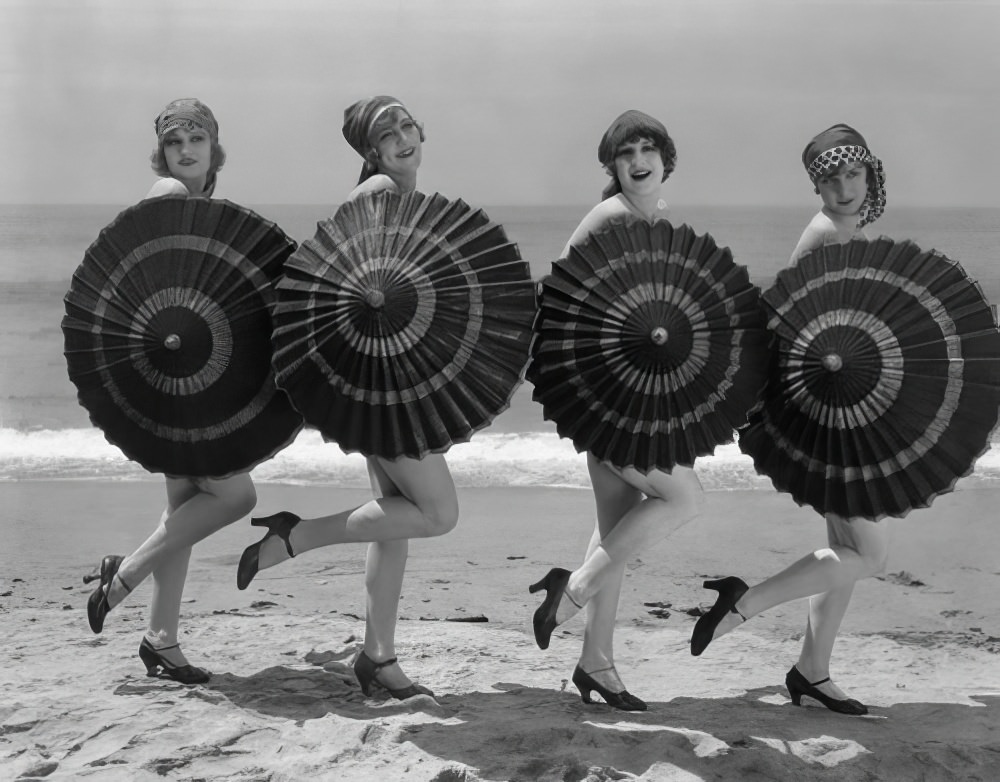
[690,575,748,656]
[785,666,868,716]
[529,567,580,650]
[86,554,131,634]
[571,666,646,712]
[353,652,434,701]
[138,638,210,685]
[237,511,301,590]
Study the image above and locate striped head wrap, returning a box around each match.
[342,95,413,184]
[803,123,886,229]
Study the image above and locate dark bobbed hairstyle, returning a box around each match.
[597,110,676,201]
[149,98,226,196]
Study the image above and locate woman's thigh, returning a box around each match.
[374,454,458,519]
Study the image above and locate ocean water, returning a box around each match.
[2,202,999,489]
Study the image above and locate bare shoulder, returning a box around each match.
[346,174,400,202]
[789,211,838,263]
[562,197,633,256]
[144,178,189,199]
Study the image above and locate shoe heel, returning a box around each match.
[574,682,594,704]
[137,642,160,677]
[354,652,376,696]
[528,568,573,650]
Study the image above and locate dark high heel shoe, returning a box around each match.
[86,554,131,634]
[528,567,581,650]
[690,576,749,656]
[237,511,300,590]
[353,651,434,700]
[785,665,868,715]
[572,666,647,712]
[138,638,210,685]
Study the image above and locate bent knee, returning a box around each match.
[422,497,459,536]
[860,547,890,578]
[655,482,704,520]
[215,479,257,519]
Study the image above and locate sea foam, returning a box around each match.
[2,426,998,492]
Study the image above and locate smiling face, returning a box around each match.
[368,107,422,186]
[161,126,212,191]
[815,161,869,218]
[611,137,665,203]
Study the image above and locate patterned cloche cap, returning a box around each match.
[802,123,886,229]
[154,98,220,142]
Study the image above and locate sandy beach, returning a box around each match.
[2,481,998,781]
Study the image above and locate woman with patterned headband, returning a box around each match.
[689,123,889,716]
[237,96,451,702]
[527,110,704,712]
[84,99,255,686]
[147,98,227,198]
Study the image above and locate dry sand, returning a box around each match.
[2,482,999,781]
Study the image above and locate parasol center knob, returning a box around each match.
[365,290,386,310]
[164,333,182,351]
[650,326,668,346]
[822,353,843,372]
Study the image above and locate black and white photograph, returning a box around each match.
[2,1,998,780]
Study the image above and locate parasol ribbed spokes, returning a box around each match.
[530,217,769,473]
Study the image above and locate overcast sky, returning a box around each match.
[3,0,998,206]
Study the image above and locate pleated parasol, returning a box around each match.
[739,237,1000,520]
[63,196,303,478]
[529,218,770,473]
[271,190,537,459]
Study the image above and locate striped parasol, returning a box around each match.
[529,218,770,472]
[63,196,303,478]
[270,190,537,459]
[739,237,1000,520]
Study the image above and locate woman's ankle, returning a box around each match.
[105,564,133,608]
[794,659,829,684]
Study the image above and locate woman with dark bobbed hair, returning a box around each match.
[528,111,702,711]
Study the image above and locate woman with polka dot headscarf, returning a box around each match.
[690,123,889,717]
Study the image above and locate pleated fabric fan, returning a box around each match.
[739,237,1000,520]
[271,190,537,459]
[529,218,770,473]
[62,196,304,478]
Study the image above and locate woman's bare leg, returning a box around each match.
[571,456,702,692]
[708,515,893,644]
[109,474,257,604]
[361,458,414,690]
[252,453,458,572]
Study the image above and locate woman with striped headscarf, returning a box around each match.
[237,96,454,702]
